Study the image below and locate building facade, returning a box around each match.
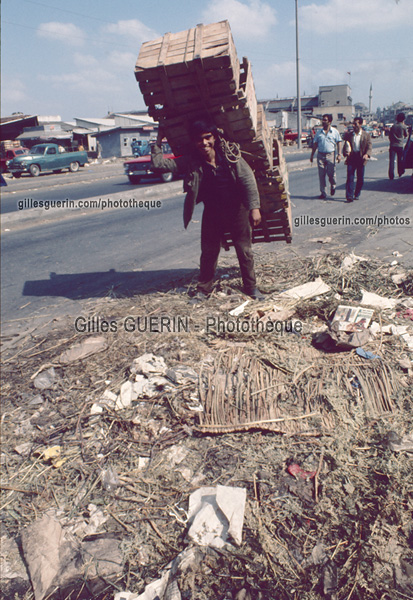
[261,84,354,132]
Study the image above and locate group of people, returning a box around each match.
[150,113,410,301]
[310,112,410,202]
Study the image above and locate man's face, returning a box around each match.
[322,116,331,130]
[353,120,362,133]
[195,132,216,160]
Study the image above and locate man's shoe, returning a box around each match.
[318,192,327,199]
[346,197,354,203]
[189,288,210,299]
[330,186,336,196]
[354,195,360,200]
[244,287,264,300]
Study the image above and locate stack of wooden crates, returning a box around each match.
[134,20,292,245]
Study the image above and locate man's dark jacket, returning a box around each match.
[151,144,260,228]
[343,130,372,165]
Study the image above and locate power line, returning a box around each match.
[21,0,118,25]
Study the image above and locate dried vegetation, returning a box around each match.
[1,251,412,600]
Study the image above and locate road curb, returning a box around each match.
[1,180,184,229]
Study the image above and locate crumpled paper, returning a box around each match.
[187,485,246,547]
[21,513,123,600]
[279,277,331,301]
[59,336,107,364]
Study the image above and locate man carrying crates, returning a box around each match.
[151,119,264,300]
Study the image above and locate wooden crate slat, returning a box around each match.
[135,20,292,245]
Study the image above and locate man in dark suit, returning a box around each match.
[343,117,372,202]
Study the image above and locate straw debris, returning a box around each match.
[1,251,412,600]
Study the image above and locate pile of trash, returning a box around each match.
[1,251,412,600]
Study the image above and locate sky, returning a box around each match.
[1,0,412,122]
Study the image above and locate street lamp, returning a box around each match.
[295,0,302,149]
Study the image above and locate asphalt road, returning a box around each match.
[1,143,412,344]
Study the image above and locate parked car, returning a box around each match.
[131,139,156,157]
[123,143,180,184]
[0,147,29,173]
[283,129,312,145]
[8,143,88,178]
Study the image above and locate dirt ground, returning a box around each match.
[1,251,412,600]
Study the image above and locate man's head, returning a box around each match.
[189,119,218,162]
[322,114,333,130]
[353,117,363,133]
[396,112,405,123]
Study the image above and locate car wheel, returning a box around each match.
[161,172,173,183]
[69,161,80,172]
[30,164,40,177]
[128,175,141,184]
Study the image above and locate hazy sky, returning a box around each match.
[2,0,412,121]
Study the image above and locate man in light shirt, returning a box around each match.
[342,117,372,202]
[310,114,342,199]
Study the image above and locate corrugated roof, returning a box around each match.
[0,114,36,125]
[17,131,72,140]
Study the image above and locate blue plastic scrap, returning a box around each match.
[356,348,380,360]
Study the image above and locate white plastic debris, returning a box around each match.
[131,353,167,376]
[114,593,136,600]
[59,336,107,364]
[33,367,56,390]
[360,291,398,310]
[279,277,331,300]
[115,381,134,410]
[340,253,367,272]
[229,300,250,316]
[91,389,119,414]
[388,431,413,452]
[187,485,246,548]
[115,547,198,600]
[400,332,413,350]
[166,365,198,384]
[392,272,407,285]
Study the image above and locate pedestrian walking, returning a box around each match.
[151,119,264,299]
[310,114,342,199]
[388,112,408,179]
[343,117,372,202]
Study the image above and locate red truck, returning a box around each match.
[0,147,28,173]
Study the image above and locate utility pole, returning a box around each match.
[369,83,373,115]
[295,0,302,149]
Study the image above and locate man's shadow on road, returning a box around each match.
[292,174,413,201]
[291,187,348,202]
[362,175,413,195]
[22,268,196,300]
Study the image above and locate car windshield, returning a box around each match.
[30,146,46,155]
[15,149,26,156]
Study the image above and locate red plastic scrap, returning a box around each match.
[396,309,413,321]
[287,463,317,479]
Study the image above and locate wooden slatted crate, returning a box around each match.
[134,20,292,245]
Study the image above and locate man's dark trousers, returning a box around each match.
[346,152,365,199]
[198,203,256,293]
[389,147,404,179]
